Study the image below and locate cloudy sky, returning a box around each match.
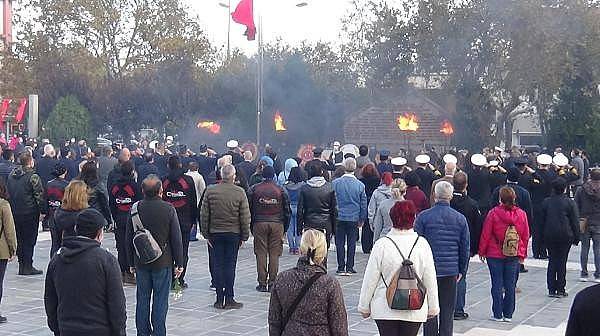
[186,0,355,55]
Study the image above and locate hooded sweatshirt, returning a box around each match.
[277,158,298,186]
[45,236,126,336]
[368,185,392,225]
[576,180,600,228]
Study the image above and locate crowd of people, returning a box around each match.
[0,136,596,335]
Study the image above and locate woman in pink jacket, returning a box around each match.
[479,186,530,323]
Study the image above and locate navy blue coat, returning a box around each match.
[414,202,470,277]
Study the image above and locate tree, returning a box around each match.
[43,95,92,143]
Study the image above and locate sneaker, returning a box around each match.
[454,312,469,320]
[256,285,269,293]
[579,276,589,282]
[548,291,560,298]
[490,316,504,322]
[519,264,528,273]
[336,270,348,276]
[224,299,243,309]
[347,269,358,274]
[557,291,568,297]
[0,315,7,324]
[503,317,512,323]
[213,300,225,309]
[593,277,600,283]
[209,284,216,291]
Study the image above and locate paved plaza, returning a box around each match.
[0,231,596,335]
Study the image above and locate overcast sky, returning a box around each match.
[186,0,354,55]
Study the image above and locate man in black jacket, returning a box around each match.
[7,152,45,275]
[127,175,184,336]
[566,284,600,336]
[44,208,126,336]
[247,166,291,292]
[450,171,481,321]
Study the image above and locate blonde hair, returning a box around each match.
[391,178,407,200]
[61,180,89,211]
[300,230,328,265]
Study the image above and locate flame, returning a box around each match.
[197,121,221,134]
[440,120,454,136]
[274,111,287,132]
[397,113,419,131]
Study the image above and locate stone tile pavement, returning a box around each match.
[0,231,596,335]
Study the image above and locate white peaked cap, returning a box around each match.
[226,140,239,148]
[391,157,407,166]
[415,154,430,164]
[553,154,569,167]
[443,154,458,164]
[489,160,499,167]
[537,154,553,165]
[471,154,487,166]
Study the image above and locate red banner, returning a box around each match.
[0,99,11,131]
[15,98,27,123]
[232,0,256,41]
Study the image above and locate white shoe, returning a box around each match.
[490,317,504,322]
[503,318,512,323]
[593,277,600,283]
[579,277,589,282]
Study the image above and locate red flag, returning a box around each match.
[232,0,256,41]
[0,99,11,131]
[15,98,27,123]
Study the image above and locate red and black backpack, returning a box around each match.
[162,176,192,209]
[111,183,136,212]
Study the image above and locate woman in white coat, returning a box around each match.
[358,200,439,336]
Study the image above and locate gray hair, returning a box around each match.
[243,151,253,161]
[221,164,236,182]
[343,157,357,172]
[434,181,454,202]
[142,174,162,197]
[44,144,55,157]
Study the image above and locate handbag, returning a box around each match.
[380,236,427,310]
[281,272,325,332]
[131,202,163,264]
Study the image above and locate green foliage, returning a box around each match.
[43,95,92,143]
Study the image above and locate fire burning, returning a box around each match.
[197,121,221,134]
[440,120,454,136]
[397,113,419,131]
[274,111,287,132]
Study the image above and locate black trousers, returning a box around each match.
[547,243,571,293]
[375,320,421,336]
[532,207,547,258]
[361,220,374,253]
[424,276,457,336]
[211,233,241,300]
[0,259,6,304]
[113,214,129,273]
[14,213,39,266]
[176,226,191,284]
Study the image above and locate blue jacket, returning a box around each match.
[414,202,470,277]
[332,174,367,223]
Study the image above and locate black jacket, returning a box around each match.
[529,169,557,205]
[126,196,184,270]
[51,208,80,256]
[466,167,493,211]
[566,284,600,336]
[415,167,438,201]
[107,174,142,220]
[541,194,580,245]
[59,157,79,182]
[44,178,69,217]
[450,192,482,257]
[7,166,44,216]
[236,160,257,186]
[162,169,198,227]
[0,160,15,183]
[247,180,291,232]
[85,180,112,224]
[359,175,380,203]
[44,236,126,336]
[136,162,159,187]
[36,156,58,187]
[575,180,600,228]
[297,177,337,235]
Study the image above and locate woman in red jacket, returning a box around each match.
[479,186,530,323]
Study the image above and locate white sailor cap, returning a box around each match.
[391,157,407,166]
[553,154,569,167]
[415,154,430,164]
[537,154,553,165]
[494,146,504,152]
[443,154,458,164]
[489,160,499,167]
[226,140,239,149]
[470,154,487,167]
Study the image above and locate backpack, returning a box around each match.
[111,183,136,212]
[381,236,427,311]
[502,225,520,257]
[162,176,191,209]
[131,202,163,264]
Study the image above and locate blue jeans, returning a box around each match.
[335,220,358,271]
[135,267,172,336]
[286,205,301,250]
[211,233,241,301]
[487,258,519,319]
[455,263,468,314]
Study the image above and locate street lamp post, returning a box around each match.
[218,1,231,61]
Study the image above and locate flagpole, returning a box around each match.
[256,14,263,147]
[227,0,231,60]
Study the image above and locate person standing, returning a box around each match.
[529,154,557,259]
[277,158,298,187]
[200,164,251,309]
[565,284,600,336]
[571,149,585,194]
[359,163,380,253]
[575,167,600,283]
[136,152,159,184]
[51,181,89,256]
[36,144,57,188]
[332,158,367,275]
[450,172,482,321]
[404,171,429,213]
[540,178,580,297]
[7,152,45,275]
[372,179,407,241]
[185,161,206,242]
[162,156,197,289]
[247,166,291,292]
[78,161,112,226]
[414,154,440,202]
[430,162,457,206]
[479,187,530,322]
[358,201,439,336]
[0,180,16,323]
[97,146,118,199]
[45,208,126,336]
[414,181,469,336]
[236,151,257,185]
[127,175,184,336]
[284,167,306,255]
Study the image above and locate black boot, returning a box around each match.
[20,264,43,276]
[17,263,25,275]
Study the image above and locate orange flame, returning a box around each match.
[274,111,287,132]
[397,113,419,131]
[440,120,454,136]
[197,121,221,134]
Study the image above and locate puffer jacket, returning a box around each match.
[541,194,580,245]
[414,202,470,277]
[200,182,251,241]
[277,158,298,186]
[368,185,392,225]
[479,205,530,260]
[268,257,348,336]
[575,180,600,228]
[332,174,367,223]
[7,166,44,216]
[297,177,337,235]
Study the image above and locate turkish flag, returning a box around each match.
[0,99,11,131]
[232,0,256,41]
[15,98,27,123]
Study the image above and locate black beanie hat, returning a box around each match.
[51,162,67,178]
[262,165,275,179]
[75,208,107,238]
